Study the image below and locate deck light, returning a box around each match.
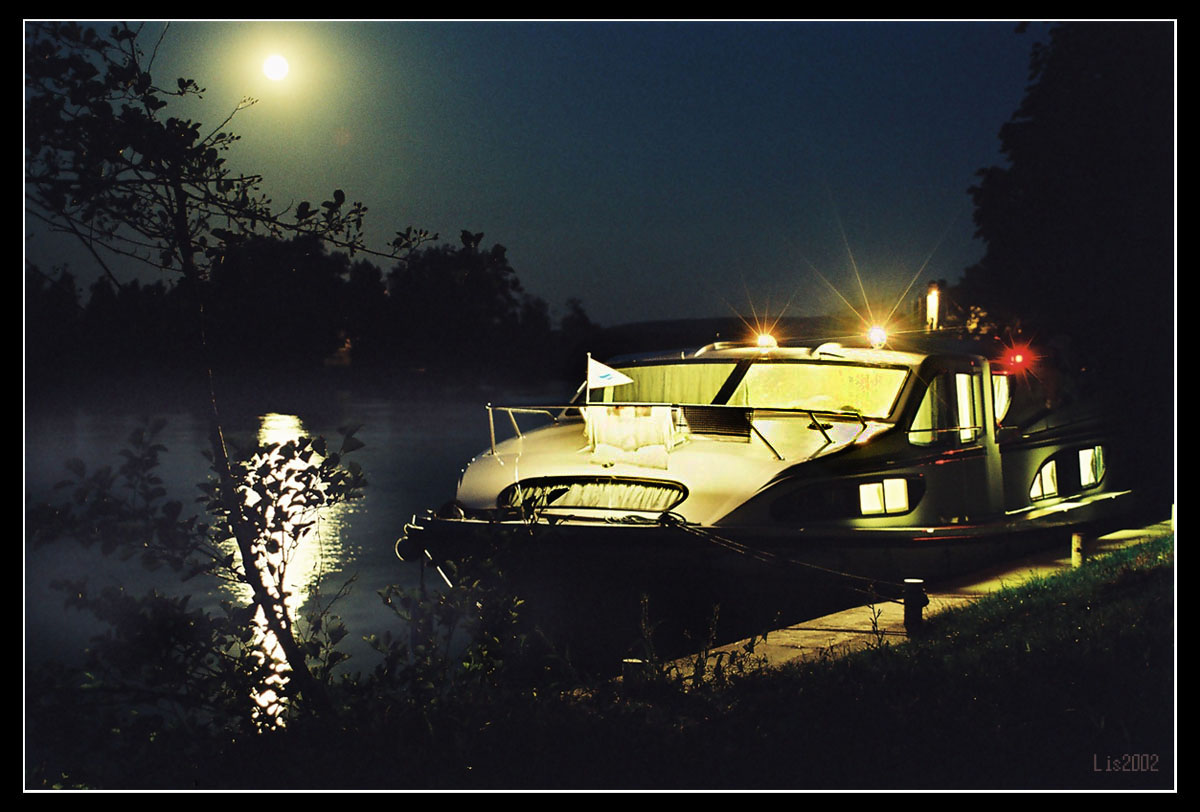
[756,333,778,350]
[867,326,887,348]
[925,283,940,331]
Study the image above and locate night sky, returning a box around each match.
[25,20,1048,328]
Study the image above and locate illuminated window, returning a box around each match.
[859,478,910,515]
[908,374,950,446]
[956,373,979,442]
[1079,445,1105,488]
[908,384,935,446]
[1029,460,1059,501]
[909,370,982,446]
[729,362,909,418]
[605,362,737,405]
[992,373,1012,424]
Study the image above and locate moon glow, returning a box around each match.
[263,54,289,81]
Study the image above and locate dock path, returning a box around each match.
[696,517,1176,670]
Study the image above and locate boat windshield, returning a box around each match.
[599,360,909,419]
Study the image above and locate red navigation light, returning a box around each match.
[1000,341,1036,373]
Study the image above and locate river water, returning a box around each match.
[26,367,868,679]
[25,368,571,676]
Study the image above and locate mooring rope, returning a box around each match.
[398,511,912,605]
[655,511,908,604]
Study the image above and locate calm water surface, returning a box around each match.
[25,369,565,673]
[26,368,871,679]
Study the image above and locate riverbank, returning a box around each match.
[435,530,1176,790]
[676,516,1176,673]
[30,525,1174,790]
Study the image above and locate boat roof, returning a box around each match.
[605,331,1002,369]
[610,342,925,369]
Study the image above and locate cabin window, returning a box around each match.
[908,379,938,446]
[603,362,737,405]
[727,362,908,418]
[1029,460,1059,501]
[955,372,981,442]
[1079,445,1105,488]
[908,369,983,446]
[773,477,925,522]
[992,373,1012,425]
[859,478,910,515]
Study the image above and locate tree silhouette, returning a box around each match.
[24,22,373,287]
[965,23,1174,399]
[200,234,350,368]
[964,22,1175,514]
[25,23,601,758]
[339,257,391,365]
[23,21,400,713]
[386,230,527,369]
[25,267,84,381]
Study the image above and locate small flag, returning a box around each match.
[587,356,634,389]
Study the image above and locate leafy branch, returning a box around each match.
[25,21,434,288]
[31,418,368,725]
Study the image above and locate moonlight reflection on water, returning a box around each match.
[227,412,359,728]
[24,380,500,676]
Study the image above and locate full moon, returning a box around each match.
[263,54,289,81]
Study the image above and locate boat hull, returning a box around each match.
[402,488,1137,672]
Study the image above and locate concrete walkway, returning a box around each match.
[697,517,1176,670]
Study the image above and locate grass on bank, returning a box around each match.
[30,534,1175,790]
[424,533,1176,790]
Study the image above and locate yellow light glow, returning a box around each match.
[263,54,290,81]
[756,333,778,350]
[867,326,887,348]
[925,284,940,331]
[221,412,352,729]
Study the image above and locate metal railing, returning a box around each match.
[484,401,884,460]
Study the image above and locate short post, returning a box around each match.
[622,658,649,685]
[1071,532,1085,568]
[903,578,929,636]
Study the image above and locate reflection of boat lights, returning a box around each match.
[867,326,887,348]
[756,333,778,350]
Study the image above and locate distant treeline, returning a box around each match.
[26,231,602,384]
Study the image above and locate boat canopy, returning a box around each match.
[593,358,910,420]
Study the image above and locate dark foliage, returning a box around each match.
[24,22,598,386]
[963,23,1175,516]
[23,21,598,790]
[965,23,1174,401]
[24,22,372,284]
[26,232,599,383]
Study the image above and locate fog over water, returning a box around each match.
[25,373,534,670]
